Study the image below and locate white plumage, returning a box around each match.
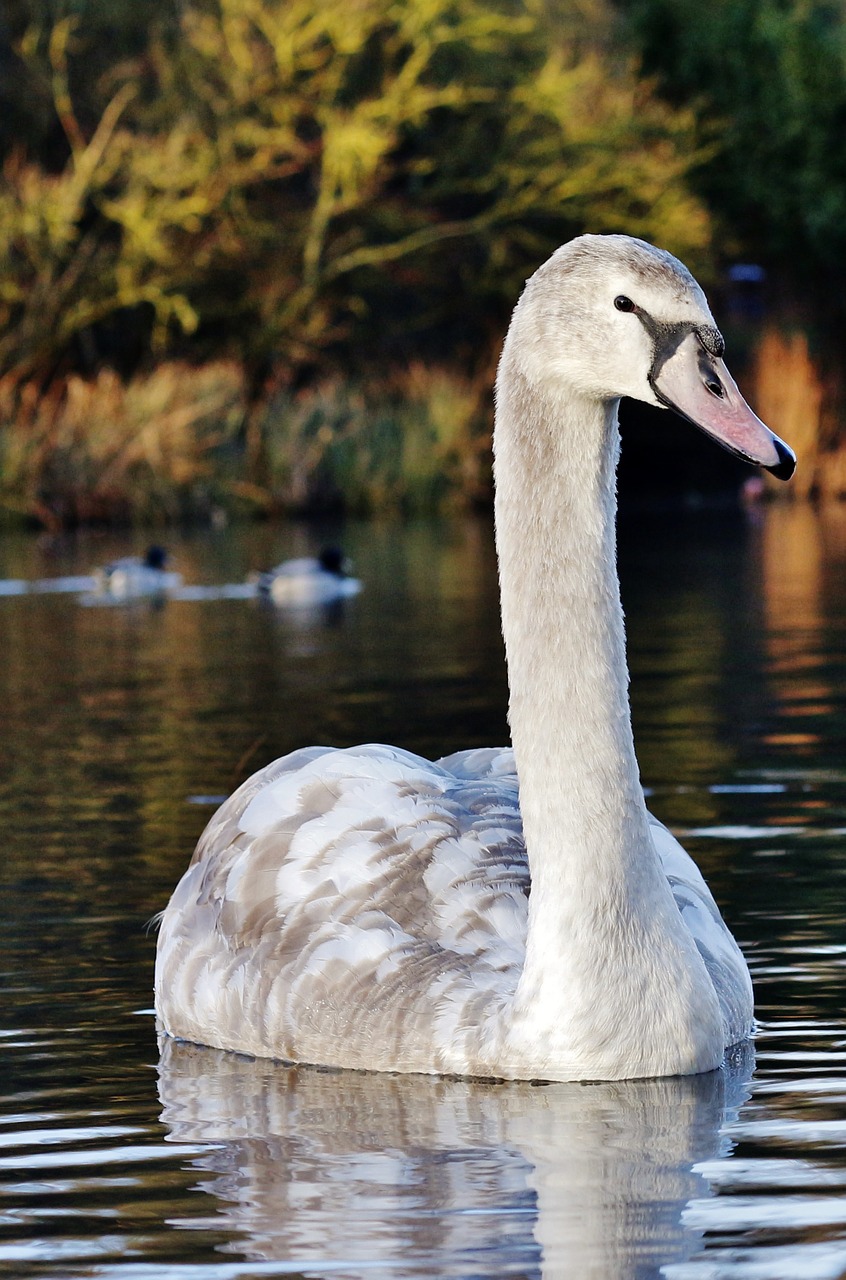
[155,234,795,1081]
[94,545,182,598]
[253,548,361,607]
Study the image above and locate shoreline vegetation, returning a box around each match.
[1,0,845,528]
[0,361,497,527]
[3,335,842,531]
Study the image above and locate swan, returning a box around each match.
[252,546,361,607]
[94,545,182,597]
[155,234,795,1082]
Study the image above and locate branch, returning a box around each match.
[323,213,496,282]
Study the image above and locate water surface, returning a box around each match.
[1,504,846,1278]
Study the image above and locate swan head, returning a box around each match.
[502,234,795,480]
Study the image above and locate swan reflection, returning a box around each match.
[157,1038,753,1278]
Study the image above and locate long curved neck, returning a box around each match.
[492,363,690,1060]
[491,363,727,1079]
[494,368,651,883]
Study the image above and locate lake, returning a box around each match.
[1,501,845,1279]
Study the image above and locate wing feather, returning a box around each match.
[157,744,749,1071]
[156,745,527,1072]
[647,813,753,1042]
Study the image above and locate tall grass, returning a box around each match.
[0,361,494,527]
[753,328,846,500]
[261,364,493,515]
[0,363,245,527]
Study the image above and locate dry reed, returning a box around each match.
[752,327,846,500]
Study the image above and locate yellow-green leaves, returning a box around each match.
[0,0,712,385]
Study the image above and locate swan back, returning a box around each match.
[155,744,529,1075]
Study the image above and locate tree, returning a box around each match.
[620,0,846,293]
[0,0,712,396]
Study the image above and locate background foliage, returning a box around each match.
[622,0,846,292]
[0,0,844,522]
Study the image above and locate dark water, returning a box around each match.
[1,504,845,1279]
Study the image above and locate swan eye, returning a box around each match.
[614,295,636,313]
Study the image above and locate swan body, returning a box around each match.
[254,548,361,607]
[156,234,794,1082]
[95,546,182,598]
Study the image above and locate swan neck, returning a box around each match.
[493,373,649,874]
[489,364,727,1081]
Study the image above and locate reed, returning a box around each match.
[260,364,493,515]
[752,330,824,499]
[5,337,842,529]
[0,363,244,527]
[0,361,494,527]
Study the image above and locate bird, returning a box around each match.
[94,545,182,598]
[155,234,795,1083]
[252,546,361,607]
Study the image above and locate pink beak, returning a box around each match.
[650,331,795,480]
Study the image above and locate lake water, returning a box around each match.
[1,501,845,1279]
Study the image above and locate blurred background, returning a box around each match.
[4,8,846,1276]
[1,0,844,529]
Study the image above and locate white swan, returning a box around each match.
[252,546,361,607]
[155,235,795,1082]
[94,545,182,598]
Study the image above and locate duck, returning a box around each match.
[155,234,795,1083]
[94,545,182,598]
[252,546,361,607]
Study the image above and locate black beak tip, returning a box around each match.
[765,436,797,482]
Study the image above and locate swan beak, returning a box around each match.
[649,331,796,481]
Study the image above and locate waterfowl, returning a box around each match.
[253,546,361,607]
[155,235,795,1083]
[94,545,182,598]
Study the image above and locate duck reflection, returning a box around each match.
[157,1038,753,1278]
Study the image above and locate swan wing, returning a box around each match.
[436,745,517,781]
[155,744,528,1074]
[647,813,753,1043]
